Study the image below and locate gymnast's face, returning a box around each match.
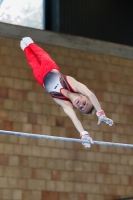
[72,94,94,114]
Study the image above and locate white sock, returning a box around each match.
[20,40,27,51]
[22,37,34,46]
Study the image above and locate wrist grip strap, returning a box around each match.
[96,110,105,116]
[80,131,89,137]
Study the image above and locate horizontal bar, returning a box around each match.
[0,130,133,148]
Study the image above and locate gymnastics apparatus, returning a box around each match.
[0,130,133,148]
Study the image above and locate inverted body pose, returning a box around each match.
[20,37,113,148]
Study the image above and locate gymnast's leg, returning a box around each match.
[22,37,60,71]
[20,40,45,85]
[22,37,52,64]
[20,37,60,86]
[20,41,40,69]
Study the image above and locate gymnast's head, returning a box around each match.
[72,94,95,114]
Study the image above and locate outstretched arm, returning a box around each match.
[63,105,93,148]
[54,98,93,148]
[54,98,84,132]
[76,82,102,112]
[63,105,84,133]
[67,76,101,111]
[76,81,113,126]
[67,76,113,126]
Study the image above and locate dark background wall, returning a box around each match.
[46,0,133,46]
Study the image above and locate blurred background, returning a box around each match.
[0,1,133,200]
[1,0,133,46]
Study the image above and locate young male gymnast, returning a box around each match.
[20,37,113,148]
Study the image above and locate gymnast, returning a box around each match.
[20,37,113,148]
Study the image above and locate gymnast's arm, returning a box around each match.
[67,76,113,126]
[54,98,84,133]
[67,76,102,112]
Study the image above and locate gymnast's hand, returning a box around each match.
[96,110,113,126]
[80,131,93,148]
